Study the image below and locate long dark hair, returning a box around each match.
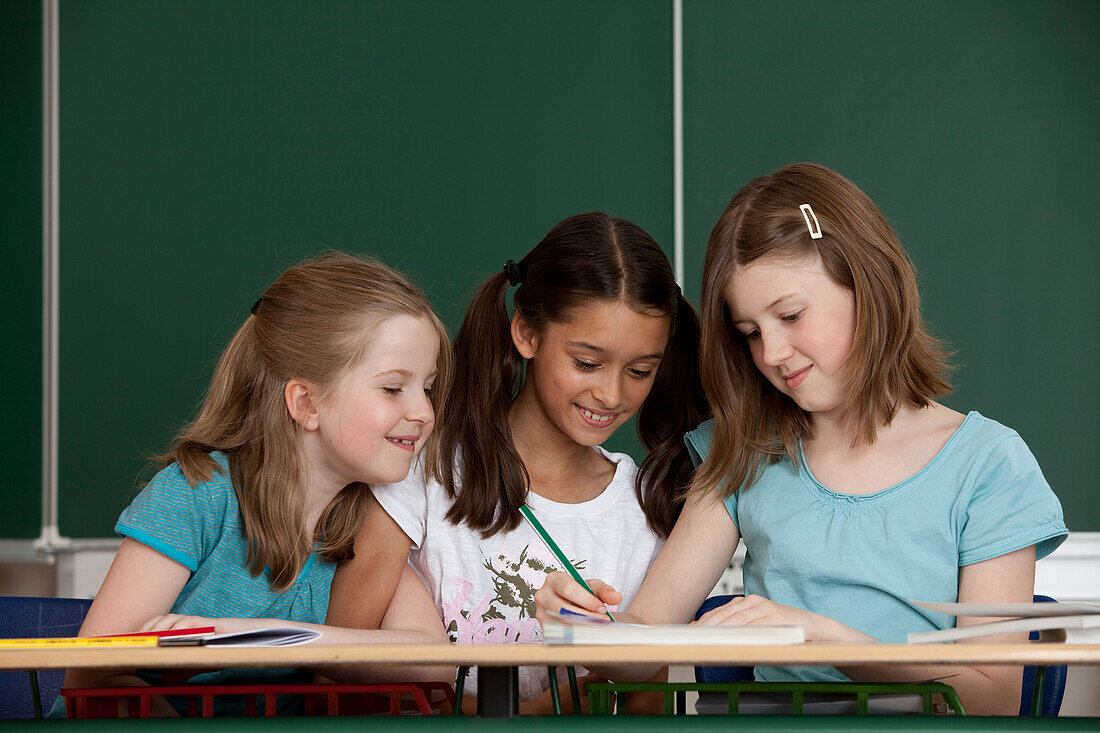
[435,213,709,538]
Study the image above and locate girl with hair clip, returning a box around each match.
[63,252,455,715]
[327,212,709,712]
[535,164,1067,715]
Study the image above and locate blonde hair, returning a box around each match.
[694,163,951,499]
[159,252,452,590]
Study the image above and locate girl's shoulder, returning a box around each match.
[120,452,239,559]
[683,419,716,464]
[936,411,1030,461]
[145,451,237,509]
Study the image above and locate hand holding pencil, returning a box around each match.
[520,505,623,624]
[533,570,624,628]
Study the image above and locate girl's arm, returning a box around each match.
[326,491,413,630]
[64,537,192,689]
[534,492,741,680]
[144,492,419,640]
[319,562,453,682]
[77,532,449,686]
[141,564,453,683]
[837,546,1033,716]
[697,546,1035,716]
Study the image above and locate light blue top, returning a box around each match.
[48,454,331,716]
[685,411,1067,683]
[116,452,336,623]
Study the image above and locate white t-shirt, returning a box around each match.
[372,447,664,701]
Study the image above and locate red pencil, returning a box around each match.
[98,626,216,639]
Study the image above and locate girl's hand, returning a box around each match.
[534,571,622,625]
[139,614,272,634]
[694,594,840,642]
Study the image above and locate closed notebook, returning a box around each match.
[542,611,804,646]
[912,601,1100,618]
[907,600,1100,644]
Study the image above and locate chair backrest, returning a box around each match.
[693,595,753,684]
[0,596,93,719]
[693,593,1069,717]
[1019,594,1067,716]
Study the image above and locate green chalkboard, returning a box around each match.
[48,1,671,537]
[4,1,1097,539]
[683,1,1099,528]
[1,0,44,539]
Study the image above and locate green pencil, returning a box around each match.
[519,504,616,622]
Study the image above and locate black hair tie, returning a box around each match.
[503,259,525,287]
[250,297,263,316]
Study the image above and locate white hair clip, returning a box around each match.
[799,204,823,240]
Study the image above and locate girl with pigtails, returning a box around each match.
[328,212,709,712]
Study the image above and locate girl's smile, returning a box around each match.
[385,434,421,452]
[782,365,812,389]
[575,404,620,428]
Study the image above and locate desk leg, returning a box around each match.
[477,666,519,718]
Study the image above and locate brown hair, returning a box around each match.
[159,252,452,591]
[694,163,951,498]
[438,212,709,538]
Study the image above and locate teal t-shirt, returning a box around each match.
[685,412,1067,683]
[116,452,336,623]
[119,453,333,713]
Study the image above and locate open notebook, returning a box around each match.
[157,626,322,647]
[542,611,804,646]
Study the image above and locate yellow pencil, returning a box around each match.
[0,636,159,648]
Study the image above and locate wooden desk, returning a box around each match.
[5,641,1098,720]
[4,640,1098,670]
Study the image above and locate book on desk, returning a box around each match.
[908,600,1100,643]
[542,610,805,646]
[157,626,322,647]
[0,626,322,649]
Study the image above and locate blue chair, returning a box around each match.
[693,595,754,684]
[694,594,1068,717]
[0,596,93,719]
[1021,595,1067,716]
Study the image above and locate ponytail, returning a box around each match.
[636,293,710,536]
[437,271,529,536]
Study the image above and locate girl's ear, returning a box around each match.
[510,312,538,360]
[285,379,320,430]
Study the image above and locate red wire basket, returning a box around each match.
[62,681,455,718]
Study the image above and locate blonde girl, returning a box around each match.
[536,165,1066,715]
[65,252,453,712]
